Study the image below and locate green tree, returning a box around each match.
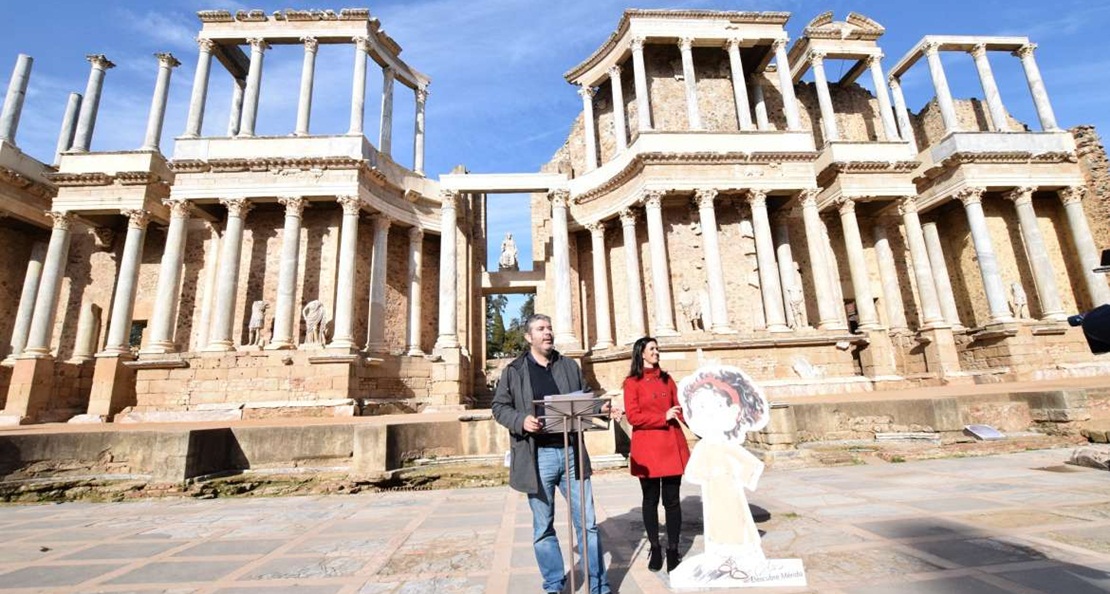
[499,294,535,356]
[486,294,508,358]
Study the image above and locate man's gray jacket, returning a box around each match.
[491,350,595,495]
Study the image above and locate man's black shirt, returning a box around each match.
[527,351,574,447]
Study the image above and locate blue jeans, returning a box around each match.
[529,445,611,594]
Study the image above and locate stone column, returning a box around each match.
[725,39,754,131]
[24,212,75,356]
[608,65,627,152]
[435,191,460,350]
[141,53,180,151]
[102,210,149,354]
[957,187,1013,323]
[751,75,770,130]
[237,38,268,138]
[630,37,652,132]
[867,55,899,141]
[1059,186,1110,306]
[406,227,425,356]
[619,208,646,340]
[800,190,843,330]
[267,197,306,350]
[328,195,362,349]
[695,188,732,332]
[1006,187,1066,320]
[71,54,115,152]
[0,54,32,145]
[349,37,370,135]
[227,79,244,137]
[53,92,81,165]
[1014,44,1058,131]
[920,220,960,328]
[206,199,252,351]
[549,190,580,349]
[923,42,959,134]
[579,85,598,170]
[184,39,214,138]
[142,200,193,354]
[379,67,395,156]
[6,242,46,359]
[773,40,802,130]
[678,38,701,130]
[888,77,917,147]
[836,198,880,329]
[872,224,908,331]
[970,44,1009,132]
[642,190,678,336]
[809,51,839,142]
[295,37,318,136]
[774,222,799,326]
[749,190,789,332]
[366,214,391,353]
[585,222,614,350]
[414,85,427,175]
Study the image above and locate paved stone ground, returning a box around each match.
[1,448,1109,593]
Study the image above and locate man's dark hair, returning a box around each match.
[524,313,552,334]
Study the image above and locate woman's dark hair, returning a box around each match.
[628,336,670,383]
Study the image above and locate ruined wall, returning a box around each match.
[912,98,1027,151]
[1074,125,1110,256]
[0,225,42,360]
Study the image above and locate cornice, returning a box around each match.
[817,160,919,186]
[0,165,55,199]
[171,156,365,174]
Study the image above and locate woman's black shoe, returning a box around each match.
[648,546,663,571]
[666,547,681,572]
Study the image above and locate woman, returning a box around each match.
[623,336,691,572]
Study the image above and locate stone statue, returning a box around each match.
[248,300,269,346]
[1011,281,1028,319]
[302,300,328,347]
[498,232,519,271]
[788,285,806,329]
[678,283,704,332]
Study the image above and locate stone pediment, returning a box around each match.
[804,11,884,41]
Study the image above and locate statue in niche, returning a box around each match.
[677,283,704,332]
[1010,281,1029,319]
[302,300,328,347]
[788,285,807,329]
[498,232,519,271]
[248,300,269,347]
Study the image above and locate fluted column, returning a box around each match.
[873,224,908,331]
[1059,186,1110,306]
[970,44,1009,132]
[888,77,917,147]
[579,85,598,170]
[328,196,362,349]
[608,65,627,152]
[751,75,770,130]
[435,191,460,350]
[23,213,75,357]
[379,67,395,156]
[773,40,802,130]
[809,51,839,142]
[295,37,318,136]
[226,79,244,136]
[958,187,1012,323]
[836,198,879,329]
[630,37,651,132]
[7,242,46,359]
[800,190,843,329]
[923,42,959,134]
[642,190,678,336]
[406,227,425,356]
[349,37,370,135]
[143,200,193,353]
[72,54,115,152]
[585,222,613,350]
[206,199,252,351]
[901,202,945,328]
[102,210,149,354]
[549,190,580,349]
[267,197,306,350]
[184,39,214,138]
[1014,44,1058,131]
[414,85,427,175]
[0,54,32,145]
[237,38,268,138]
[366,214,391,353]
[1005,187,1066,320]
[678,38,701,130]
[749,190,789,332]
[620,209,646,341]
[695,188,732,332]
[866,55,899,141]
[920,220,960,328]
[141,53,180,151]
[53,92,81,165]
[725,39,754,131]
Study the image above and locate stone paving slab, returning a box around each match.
[1,448,1109,593]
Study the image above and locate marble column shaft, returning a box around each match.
[958,188,1013,323]
[579,86,598,170]
[329,196,361,348]
[970,45,1009,132]
[1060,187,1110,306]
[920,220,960,327]
[867,56,899,141]
[295,37,318,136]
[620,209,646,340]
[924,43,959,134]
[436,191,460,349]
[269,197,305,349]
[678,38,701,130]
[7,242,47,358]
[695,189,731,332]
[144,200,193,353]
[773,40,802,130]
[726,39,753,131]
[349,37,370,135]
[142,53,180,151]
[207,199,251,350]
[24,212,75,355]
[630,38,651,132]
[810,52,839,142]
[184,40,214,138]
[53,93,81,166]
[72,55,114,152]
[366,214,391,352]
[608,66,627,151]
[750,191,788,331]
[889,78,917,147]
[103,210,149,353]
[406,227,425,355]
[751,76,770,130]
[643,191,677,335]
[379,67,395,156]
[238,38,268,138]
[837,198,879,329]
[800,191,843,329]
[549,190,579,348]
[872,224,908,330]
[414,85,427,175]
[227,79,245,137]
[1007,187,1065,320]
[0,54,32,145]
[586,222,613,349]
[1015,44,1058,131]
[773,222,798,323]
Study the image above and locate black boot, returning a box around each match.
[666,547,681,572]
[648,545,663,571]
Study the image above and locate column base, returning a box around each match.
[365,341,389,355]
[139,341,178,355]
[202,341,236,352]
[591,340,614,351]
[434,335,459,350]
[3,355,56,422]
[405,347,426,357]
[652,328,680,338]
[817,321,849,331]
[767,324,792,334]
[711,326,737,335]
[1041,312,1069,323]
[264,340,296,351]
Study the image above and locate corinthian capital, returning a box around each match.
[725,38,742,52]
[809,50,827,66]
[897,196,919,216]
[969,44,988,59]
[694,188,718,210]
[301,36,319,52]
[440,190,459,210]
[197,38,217,53]
[47,211,76,231]
[865,54,883,68]
[1004,186,1036,205]
[619,208,638,226]
[956,186,986,206]
[408,226,424,243]
[164,198,194,219]
[1013,43,1037,59]
[416,84,429,102]
[155,53,181,69]
[278,196,307,217]
[336,195,361,215]
[220,197,253,218]
[640,189,664,209]
[771,39,788,52]
[1059,186,1086,205]
[370,213,392,232]
[607,65,621,79]
[746,189,768,208]
[246,38,270,52]
[835,196,856,215]
[799,188,820,208]
[123,209,150,230]
[922,41,941,57]
[548,189,570,208]
[353,36,372,53]
[584,220,606,235]
[578,85,596,99]
[630,37,645,52]
[87,54,115,70]
[678,37,695,52]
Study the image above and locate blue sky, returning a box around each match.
[4,0,1108,320]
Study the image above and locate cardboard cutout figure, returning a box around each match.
[669,365,806,589]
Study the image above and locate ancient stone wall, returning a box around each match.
[0,225,41,360]
[1074,125,1110,255]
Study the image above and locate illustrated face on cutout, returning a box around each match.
[678,365,770,443]
[686,386,741,441]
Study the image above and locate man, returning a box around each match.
[492,313,616,594]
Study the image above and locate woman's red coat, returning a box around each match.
[623,367,691,478]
